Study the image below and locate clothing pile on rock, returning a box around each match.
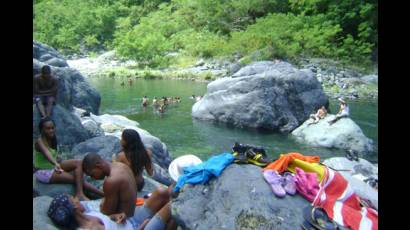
[262,152,378,230]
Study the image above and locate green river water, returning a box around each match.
[87,77,378,163]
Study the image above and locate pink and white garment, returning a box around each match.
[313,167,378,230]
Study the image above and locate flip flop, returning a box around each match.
[303,206,338,230]
[263,170,286,198]
[282,172,297,195]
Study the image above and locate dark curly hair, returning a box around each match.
[38,117,57,149]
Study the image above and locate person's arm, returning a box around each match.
[337,105,343,114]
[33,77,40,96]
[49,76,58,96]
[100,178,120,216]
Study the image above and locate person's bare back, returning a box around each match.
[102,162,137,217]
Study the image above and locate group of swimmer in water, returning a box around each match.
[140,95,203,114]
[141,96,185,114]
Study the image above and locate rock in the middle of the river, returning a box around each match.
[192,61,329,133]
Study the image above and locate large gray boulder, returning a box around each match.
[33,40,68,67]
[82,118,105,138]
[172,164,310,230]
[291,115,374,154]
[323,157,378,210]
[33,196,59,230]
[192,61,328,133]
[33,105,90,148]
[72,135,121,160]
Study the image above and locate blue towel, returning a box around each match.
[173,152,234,193]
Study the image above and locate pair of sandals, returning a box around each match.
[345,149,359,162]
[363,177,378,190]
[301,206,350,230]
[263,170,296,198]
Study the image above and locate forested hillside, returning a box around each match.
[33,0,377,68]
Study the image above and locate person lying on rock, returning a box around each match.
[33,65,58,119]
[34,117,104,200]
[114,129,153,192]
[308,106,327,125]
[82,153,176,230]
[48,193,175,230]
[328,98,350,125]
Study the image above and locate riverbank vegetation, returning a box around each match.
[34,0,377,70]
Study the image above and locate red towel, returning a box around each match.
[313,168,378,230]
[263,152,320,173]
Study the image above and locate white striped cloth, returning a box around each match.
[313,168,378,230]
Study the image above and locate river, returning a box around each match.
[87,77,378,163]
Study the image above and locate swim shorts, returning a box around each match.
[34,169,55,183]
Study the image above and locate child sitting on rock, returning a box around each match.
[308,106,327,125]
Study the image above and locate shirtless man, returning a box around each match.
[33,65,58,118]
[82,153,175,229]
[308,106,327,125]
[142,96,149,107]
[82,153,137,217]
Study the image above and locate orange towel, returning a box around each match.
[263,152,320,173]
[135,197,145,206]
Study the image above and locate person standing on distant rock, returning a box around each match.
[34,117,104,200]
[33,65,58,118]
[329,98,350,125]
[308,106,327,125]
[114,129,153,192]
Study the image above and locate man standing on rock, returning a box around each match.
[33,65,58,118]
[82,153,176,229]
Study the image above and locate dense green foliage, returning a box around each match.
[34,0,377,68]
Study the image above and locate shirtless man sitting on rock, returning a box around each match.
[82,153,176,230]
[308,106,327,125]
[33,65,58,118]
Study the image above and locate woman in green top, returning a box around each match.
[34,117,103,200]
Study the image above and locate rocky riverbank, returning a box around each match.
[33,40,174,191]
[34,41,377,229]
[66,51,377,100]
